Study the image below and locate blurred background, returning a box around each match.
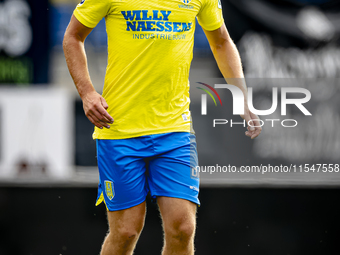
[0,0,339,254]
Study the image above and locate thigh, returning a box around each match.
[148,132,200,205]
[96,139,150,211]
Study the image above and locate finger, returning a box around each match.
[102,115,114,124]
[256,126,262,136]
[97,105,114,123]
[249,112,262,129]
[91,109,112,127]
[251,127,262,139]
[87,115,104,129]
[90,113,111,129]
[245,131,252,138]
[89,114,106,129]
[243,113,255,131]
[252,118,262,128]
[100,97,114,122]
[245,115,256,131]
[100,97,109,110]
[247,119,255,131]
[97,114,113,124]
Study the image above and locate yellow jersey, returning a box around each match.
[74,0,224,139]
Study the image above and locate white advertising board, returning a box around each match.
[0,87,73,179]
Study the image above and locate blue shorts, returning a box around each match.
[95,132,200,211]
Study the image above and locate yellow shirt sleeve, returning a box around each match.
[73,0,112,28]
[197,0,224,31]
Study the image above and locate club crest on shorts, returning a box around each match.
[105,180,115,200]
[182,0,192,5]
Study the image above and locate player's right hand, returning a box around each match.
[82,91,114,129]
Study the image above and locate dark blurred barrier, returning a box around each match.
[0,187,339,255]
[75,100,97,166]
[0,0,50,84]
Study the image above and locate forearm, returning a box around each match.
[63,34,95,99]
[63,15,113,129]
[210,37,248,100]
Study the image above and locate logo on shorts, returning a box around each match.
[190,185,199,192]
[105,180,115,200]
[182,0,192,4]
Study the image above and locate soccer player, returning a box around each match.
[63,0,261,254]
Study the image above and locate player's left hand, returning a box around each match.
[241,110,262,139]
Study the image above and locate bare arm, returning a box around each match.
[63,15,113,129]
[203,24,262,139]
